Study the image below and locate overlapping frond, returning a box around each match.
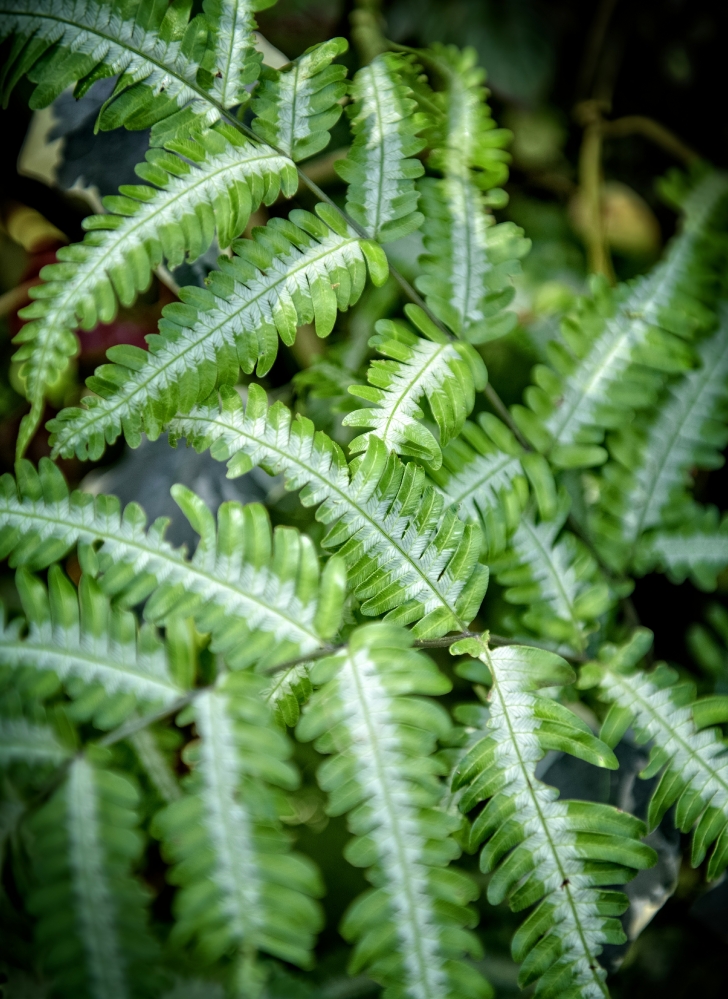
[296,624,492,999]
[336,52,428,242]
[0,566,182,729]
[488,495,612,653]
[0,458,346,671]
[153,672,323,976]
[414,44,527,344]
[49,207,387,460]
[0,717,69,768]
[203,0,274,110]
[511,170,728,469]
[593,310,728,574]
[416,177,529,344]
[27,756,162,999]
[421,44,512,191]
[0,0,274,135]
[581,629,728,880]
[170,384,489,638]
[14,126,295,457]
[251,38,348,161]
[343,305,487,467]
[634,511,728,590]
[429,413,557,555]
[2,0,200,127]
[452,637,654,999]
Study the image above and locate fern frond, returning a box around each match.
[169,384,489,638]
[335,53,428,242]
[0,566,182,728]
[27,756,162,999]
[343,305,487,467]
[511,170,728,469]
[153,671,323,972]
[0,458,347,671]
[262,663,312,728]
[592,311,728,572]
[411,45,526,344]
[130,728,181,803]
[251,38,348,161]
[422,44,512,191]
[14,126,295,458]
[48,207,388,460]
[634,509,728,591]
[430,413,557,554]
[415,177,529,344]
[581,629,728,880]
[203,0,274,110]
[1,1,200,124]
[489,495,612,653]
[451,637,655,999]
[0,0,277,134]
[296,624,492,999]
[0,717,68,768]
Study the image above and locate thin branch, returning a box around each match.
[602,115,700,167]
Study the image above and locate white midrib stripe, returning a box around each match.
[341,649,447,999]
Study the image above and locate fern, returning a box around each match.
[0,0,270,132]
[451,636,655,998]
[343,305,487,467]
[27,756,162,999]
[634,511,728,590]
[487,494,612,653]
[0,718,69,768]
[593,309,728,571]
[335,52,428,242]
[512,170,728,469]
[0,566,183,728]
[581,629,728,880]
[0,459,347,670]
[13,126,296,456]
[296,623,492,999]
[251,38,349,161]
[48,207,387,460]
[169,384,489,638]
[4,14,728,998]
[429,412,559,559]
[152,671,323,978]
[203,0,275,111]
[414,45,527,344]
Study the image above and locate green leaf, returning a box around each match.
[452,637,654,999]
[297,623,492,999]
[170,384,489,638]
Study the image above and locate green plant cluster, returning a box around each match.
[1,3,728,998]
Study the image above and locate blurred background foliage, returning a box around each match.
[2,0,728,995]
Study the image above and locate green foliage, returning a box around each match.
[593,307,728,578]
[153,672,323,976]
[0,458,347,670]
[487,492,613,652]
[452,637,654,999]
[344,304,487,467]
[251,38,349,161]
[48,207,386,460]
[297,624,492,999]
[1,565,183,728]
[170,383,489,638]
[511,170,728,469]
[27,756,162,999]
[2,6,728,998]
[581,629,728,880]
[13,126,296,456]
[335,52,429,242]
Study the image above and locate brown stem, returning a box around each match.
[576,108,615,283]
[602,116,700,167]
